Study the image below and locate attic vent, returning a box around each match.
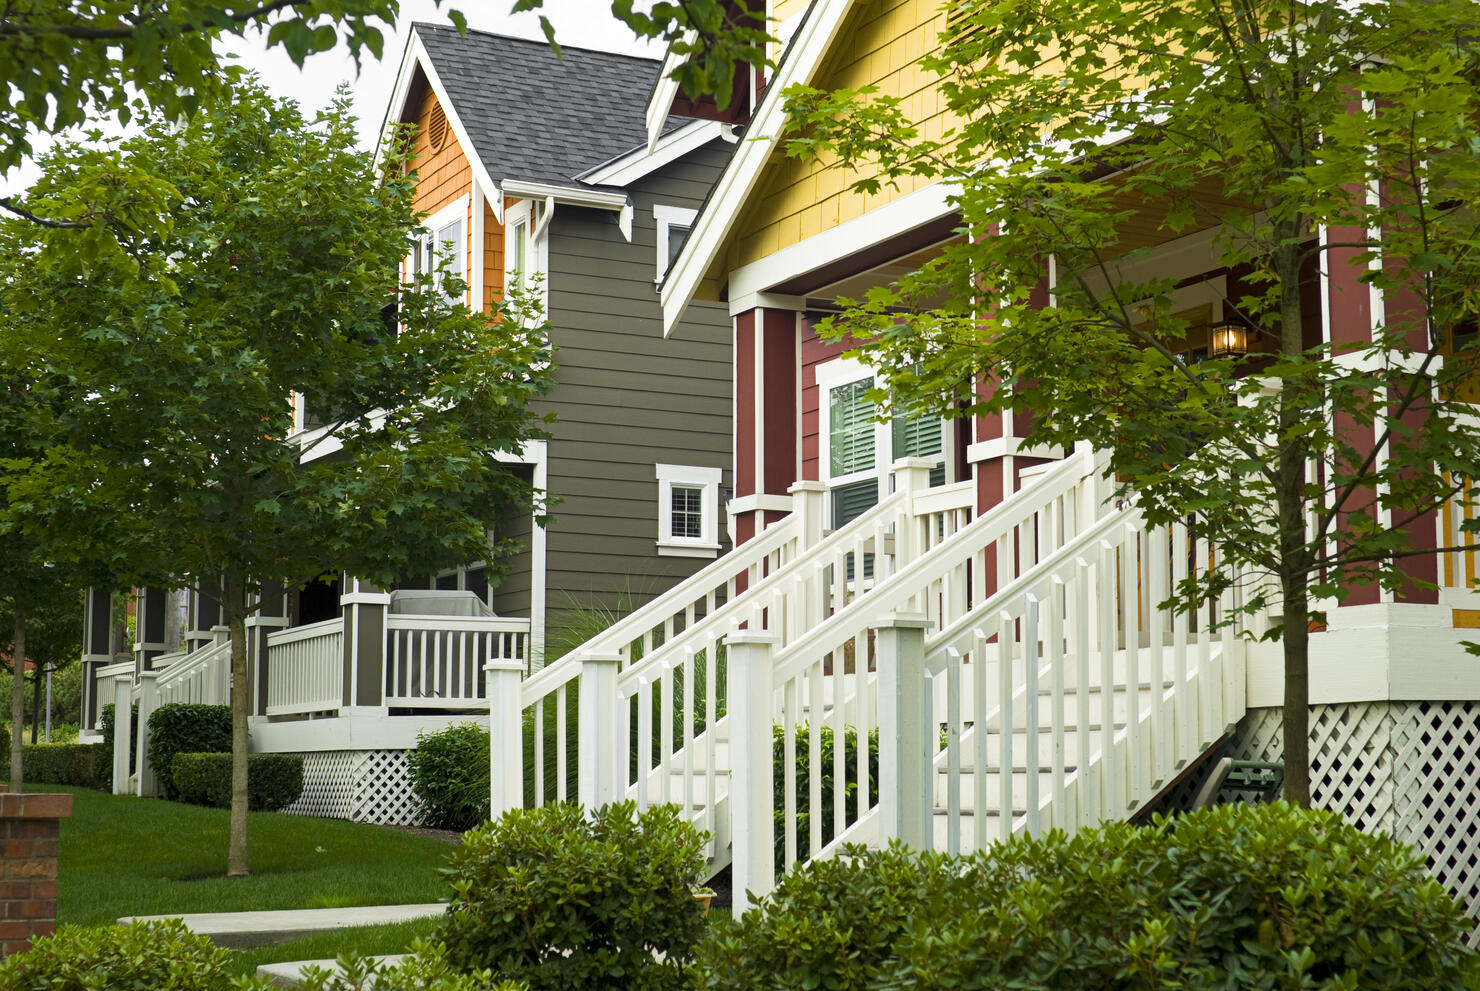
[943,0,989,51]
[427,103,448,152]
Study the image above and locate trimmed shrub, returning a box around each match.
[21,743,107,788]
[407,721,489,830]
[99,701,137,776]
[296,942,527,991]
[694,802,1480,991]
[0,918,272,990]
[772,723,878,873]
[172,752,304,811]
[147,702,230,799]
[438,800,708,991]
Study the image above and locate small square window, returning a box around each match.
[671,485,704,539]
[656,464,723,558]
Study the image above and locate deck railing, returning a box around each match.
[157,640,232,707]
[266,619,344,715]
[385,616,529,708]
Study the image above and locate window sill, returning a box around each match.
[656,541,722,559]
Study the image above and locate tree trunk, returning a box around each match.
[10,607,24,788]
[227,578,250,877]
[1275,237,1312,807]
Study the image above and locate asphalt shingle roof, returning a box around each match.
[411,23,664,189]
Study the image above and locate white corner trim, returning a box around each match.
[659,0,860,336]
[470,183,485,312]
[581,120,725,188]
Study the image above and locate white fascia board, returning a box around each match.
[500,179,629,212]
[645,39,695,152]
[579,120,726,188]
[378,30,505,225]
[659,0,858,337]
[726,179,960,300]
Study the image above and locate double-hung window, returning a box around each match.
[817,358,947,529]
[411,197,468,304]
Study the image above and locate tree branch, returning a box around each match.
[0,197,90,230]
[0,0,303,40]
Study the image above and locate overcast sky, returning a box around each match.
[0,0,662,196]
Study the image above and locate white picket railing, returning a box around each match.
[156,639,232,707]
[266,619,343,715]
[386,616,529,708]
[914,510,1244,853]
[502,459,982,820]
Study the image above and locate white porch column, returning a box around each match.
[577,652,622,810]
[111,676,133,796]
[727,631,777,907]
[876,612,932,849]
[487,659,525,821]
[134,671,162,797]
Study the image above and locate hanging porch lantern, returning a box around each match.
[1208,318,1250,357]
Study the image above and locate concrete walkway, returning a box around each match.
[256,954,408,988]
[119,903,448,949]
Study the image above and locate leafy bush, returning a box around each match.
[407,722,489,830]
[0,918,272,990]
[694,802,1480,991]
[21,743,107,788]
[296,941,527,991]
[146,702,230,800]
[438,800,708,991]
[772,723,878,873]
[172,752,304,811]
[693,843,967,991]
[99,701,137,776]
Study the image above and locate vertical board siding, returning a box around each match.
[538,141,734,621]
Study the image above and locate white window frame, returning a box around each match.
[504,198,550,308]
[410,196,470,306]
[654,204,698,283]
[815,356,948,529]
[656,463,723,557]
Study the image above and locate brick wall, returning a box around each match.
[0,793,72,957]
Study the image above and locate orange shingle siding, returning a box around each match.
[407,87,507,311]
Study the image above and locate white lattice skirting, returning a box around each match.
[280,750,421,826]
[1232,702,1480,946]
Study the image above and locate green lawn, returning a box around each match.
[48,786,457,927]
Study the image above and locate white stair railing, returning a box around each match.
[752,498,1251,897]
[722,449,1104,891]
[156,639,233,707]
[494,457,993,820]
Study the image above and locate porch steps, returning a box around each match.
[118,903,447,950]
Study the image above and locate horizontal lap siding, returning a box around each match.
[711,0,951,291]
[540,142,733,619]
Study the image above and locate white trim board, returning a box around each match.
[659,0,860,336]
[580,120,726,188]
[378,29,504,225]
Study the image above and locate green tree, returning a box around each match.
[0,82,554,874]
[0,0,770,225]
[781,0,1480,805]
[0,589,84,745]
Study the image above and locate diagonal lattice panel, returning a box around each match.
[280,749,421,826]
[1390,702,1480,945]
